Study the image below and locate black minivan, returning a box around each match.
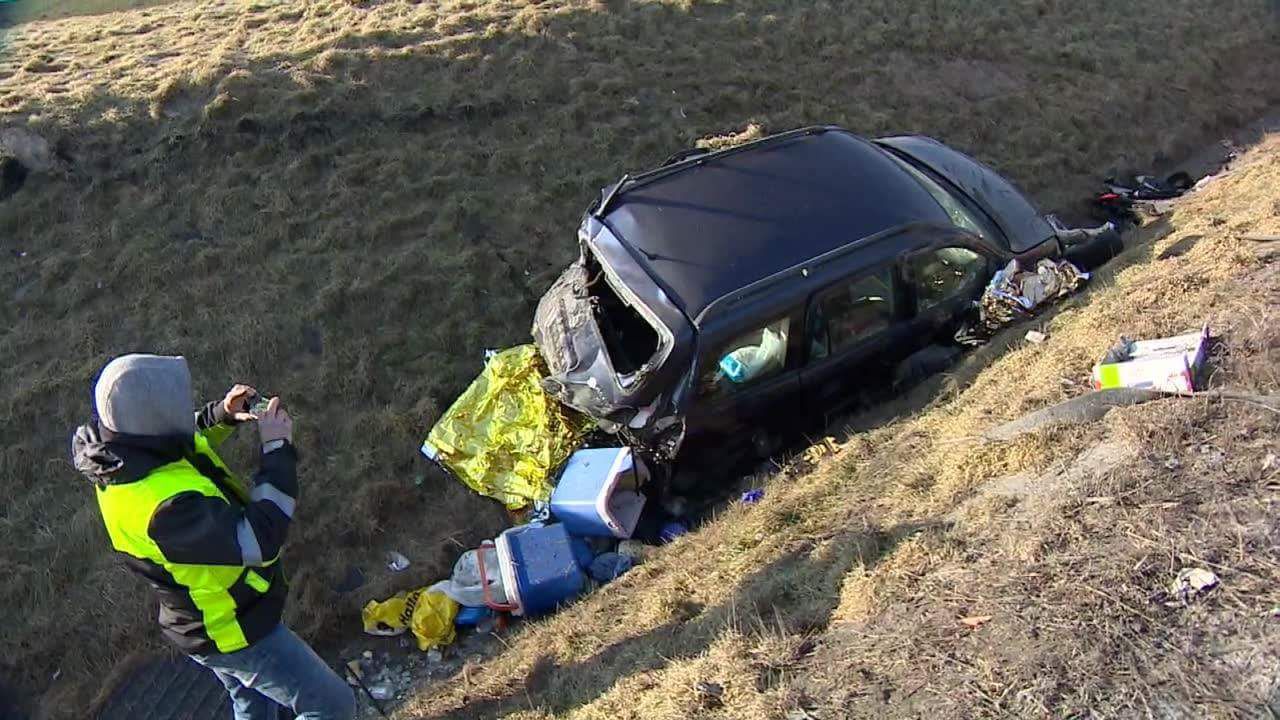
[533,126,1114,471]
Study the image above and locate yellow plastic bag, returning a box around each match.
[360,588,458,651]
[421,345,594,509]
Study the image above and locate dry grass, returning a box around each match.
[0,1,1278,717]
[390,137,1280,719]
[0,1,177,25]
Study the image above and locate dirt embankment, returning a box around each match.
[0,1,1278,717]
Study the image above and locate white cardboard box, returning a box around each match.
[1091,325,1209,394]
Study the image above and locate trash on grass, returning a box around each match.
[420,345,595,510]
[695,681,725,708]
[956,259,1089,345]
[551,447,648,539]
[588,552,634,583]
[617,539,650,562]
[368,683,395,701]
[1091,325,1209,394]
[453,605,496,627]
[660,521,689,544]
[740,489,765,505]
[959,615,993,629]
[386,551,410,572]
[1025,330,1047,344]
[361,588,458,651]
[429,546,507,609]
[1165,568,1219,606]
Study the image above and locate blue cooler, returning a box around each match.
[549,448,647,538]
[494,523,586,617]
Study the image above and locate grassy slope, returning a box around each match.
[398,137,1280,719]
[0,0,1276,716]
[0,0,176,25]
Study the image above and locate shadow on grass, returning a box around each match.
[424,519,947,719]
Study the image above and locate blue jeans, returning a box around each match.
[191,624,355,720]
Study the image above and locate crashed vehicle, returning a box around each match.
[533,126,1118,475]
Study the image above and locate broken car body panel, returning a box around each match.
[532,217,693,440]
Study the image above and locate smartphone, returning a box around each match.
[249,396,272,416]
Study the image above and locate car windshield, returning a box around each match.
[884,152,1002,242]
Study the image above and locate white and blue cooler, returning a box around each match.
[549,447,647,539]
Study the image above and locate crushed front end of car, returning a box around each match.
[532,216,695,459]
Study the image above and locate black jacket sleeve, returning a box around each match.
[195,400,233,432]
[148,444,299,567]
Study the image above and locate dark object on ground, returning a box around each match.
[1101,337,1136,364]
[659,521,688,543]
[587,552,634,582]
[985,388,1165,441]
[533,126,1116,486]
[0,154,28,201]
[1059,222,1124,269]
[95,655,229,720]
[1094,170,1194,223]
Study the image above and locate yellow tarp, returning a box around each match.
[361,588,458,651]
[422,345,594,510]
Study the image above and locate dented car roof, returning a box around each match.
[595,128,950,322]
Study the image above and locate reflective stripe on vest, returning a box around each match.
[96,433,260,653]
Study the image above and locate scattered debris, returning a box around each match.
[429,545,507,609]
[801,437,840,463]
[1091,325,1209,393]
[587,552,634,583]
[368,683,395,701]
[386,551,410,572]
[660,521,689,543]
[694,680,725,708]
[956,259,1089,345]
[1164,568,1219,606]
[1094,170,1193,223]
[740,488,765,505]
[1025,330,1047,344]
[959,615,993,629]
[1263,453,1277,472]
[361,588,458,650]
[617,539,650,562]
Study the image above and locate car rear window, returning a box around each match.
[587,254,661,379]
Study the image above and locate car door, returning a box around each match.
[681,308,805,458]
[798,262,912,421]
[901,243,997,343]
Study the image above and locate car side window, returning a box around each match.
[698,317,791,398]
[907,247,986,312]
[808,268,895,361]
